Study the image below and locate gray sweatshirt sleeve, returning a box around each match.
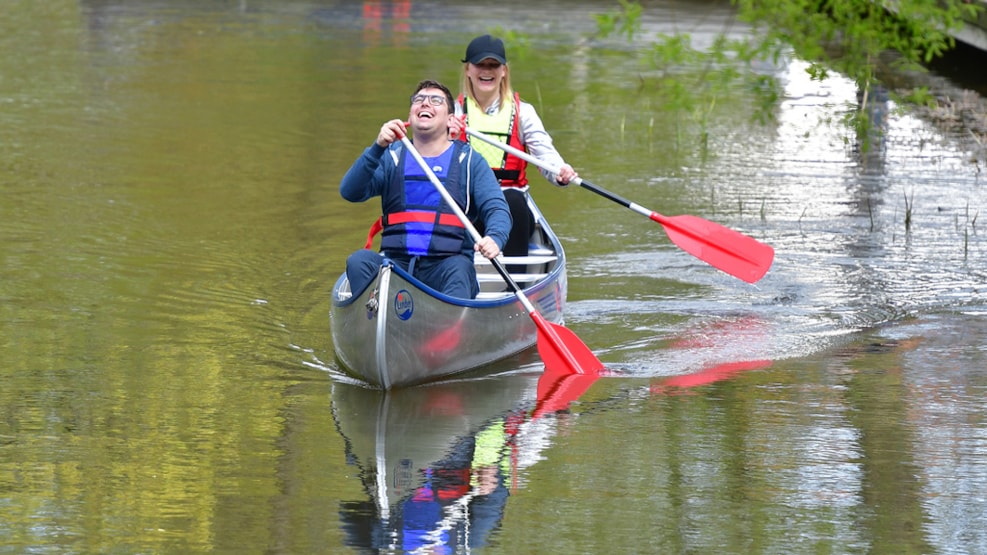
[516,101,568,186]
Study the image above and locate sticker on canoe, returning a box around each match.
[394,290,414,321]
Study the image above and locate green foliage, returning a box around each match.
[595,1,789,146]
[490,26,531,61]
[735,0,976,78]
[594,0,642,41]
[596,0,985,152]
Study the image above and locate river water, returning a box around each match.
[2,1,986,553]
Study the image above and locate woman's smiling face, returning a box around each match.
[467,59,505,95]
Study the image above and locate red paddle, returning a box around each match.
[397,128,604,375]
[464,127,775,283]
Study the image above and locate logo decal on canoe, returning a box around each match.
[394,290,414,320]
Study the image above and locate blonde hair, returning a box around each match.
[460,62,512,111]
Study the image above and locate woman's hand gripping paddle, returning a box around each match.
[464,127,775,284]
[396,126,604,375]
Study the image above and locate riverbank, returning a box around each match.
[877,48,987,163]
[919,87,987,153]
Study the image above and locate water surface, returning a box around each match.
[2,1,986,553]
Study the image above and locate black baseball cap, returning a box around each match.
[462,34,507,65]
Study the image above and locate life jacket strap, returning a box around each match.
[364,216,384,250]
[384,211,465,228]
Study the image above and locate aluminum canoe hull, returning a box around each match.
[330,197,566,388]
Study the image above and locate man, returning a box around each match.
[340,79,511,299]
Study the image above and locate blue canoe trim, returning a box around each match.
[331,257,560,310]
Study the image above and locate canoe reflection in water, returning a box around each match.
[331,353,771,552]
[332,372,568,552]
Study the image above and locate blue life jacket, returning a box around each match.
[381,142,468,257]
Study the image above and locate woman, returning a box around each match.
[451,34,577,262]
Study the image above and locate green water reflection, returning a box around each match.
[2,1,986,554]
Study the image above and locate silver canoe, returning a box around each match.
[330,193,566,388]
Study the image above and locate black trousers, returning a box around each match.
[475,188,533,274]
[502,188,534,258]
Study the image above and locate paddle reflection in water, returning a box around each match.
[330,295,785,552]
[330,340,779,551]
[331,373,550,552]
[649,359,773,395]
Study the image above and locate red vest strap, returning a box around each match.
[386,211,465,228]
[364,216,384,250]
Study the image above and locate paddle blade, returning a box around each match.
[529,312,605,375]
[652,213,774,283]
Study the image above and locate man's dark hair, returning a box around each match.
[413,79,454,110]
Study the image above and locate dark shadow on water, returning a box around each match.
[927,39,987,96]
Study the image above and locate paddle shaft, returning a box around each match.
[397,132,595,374]
[464,127,774,283]
[465,127,659,219]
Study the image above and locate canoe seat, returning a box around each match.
[476,272,549,283]
[475,291,514,300]
[473,253,558,267]
[473,244,557,294]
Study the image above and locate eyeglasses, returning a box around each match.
[410,94,446,107]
